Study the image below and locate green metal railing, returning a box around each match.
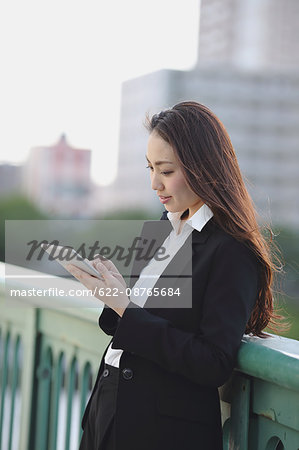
[220,335,299,449]
[0,263,110,450]
[0,262,299,449]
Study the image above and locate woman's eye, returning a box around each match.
[146,166,173,176]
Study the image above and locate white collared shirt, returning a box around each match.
[104,203,214,367]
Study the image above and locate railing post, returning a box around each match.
[229,373,251,450]
[48,353,64,450]
[34,346,52,450]
[64,358,77,450]
[78,362,92,442]
[8,336,20,450]
[0,332,10,450]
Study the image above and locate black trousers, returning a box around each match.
[79,364,119,450]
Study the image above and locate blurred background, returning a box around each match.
[1,0,299,338]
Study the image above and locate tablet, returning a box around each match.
[41,244,104,281]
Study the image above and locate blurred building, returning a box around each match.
[0,164,23,197]
[24,134,93,217]
[104,68,299,227]
[198,0,299,72]
[99,71,171,215]
[103,0,299,228]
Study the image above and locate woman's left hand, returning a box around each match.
[66,256,130,317]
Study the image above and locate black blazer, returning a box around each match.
[82,213,260,450]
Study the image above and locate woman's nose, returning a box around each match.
[151,173,164,191]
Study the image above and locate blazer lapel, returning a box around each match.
[191,217,216,246]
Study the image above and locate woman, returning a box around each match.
[67,101,282,450]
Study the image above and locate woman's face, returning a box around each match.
[146,131,203,218]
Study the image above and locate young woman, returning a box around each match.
[67,101,282,450]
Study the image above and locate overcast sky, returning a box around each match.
[0,0,199,184]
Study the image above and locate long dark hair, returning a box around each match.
[145,101,287,338]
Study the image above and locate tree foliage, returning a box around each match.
[0,194,48,261]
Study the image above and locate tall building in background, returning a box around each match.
[24,134,92,217]
[99,71,171,214]
[198,0,299,71]
[106,68,299,227]
[103,0,299,228]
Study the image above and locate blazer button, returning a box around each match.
[122,368,133,380]
[103,368,109,377]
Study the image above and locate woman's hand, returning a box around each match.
[66,255,130,317]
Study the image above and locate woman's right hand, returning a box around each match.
[91,254,127,289]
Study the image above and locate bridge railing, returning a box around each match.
[0,262,298,450]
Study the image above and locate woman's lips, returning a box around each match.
[159,196,172,204]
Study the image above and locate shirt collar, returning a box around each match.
[167,203,214,234]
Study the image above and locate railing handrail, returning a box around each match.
[237,334,299,391]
